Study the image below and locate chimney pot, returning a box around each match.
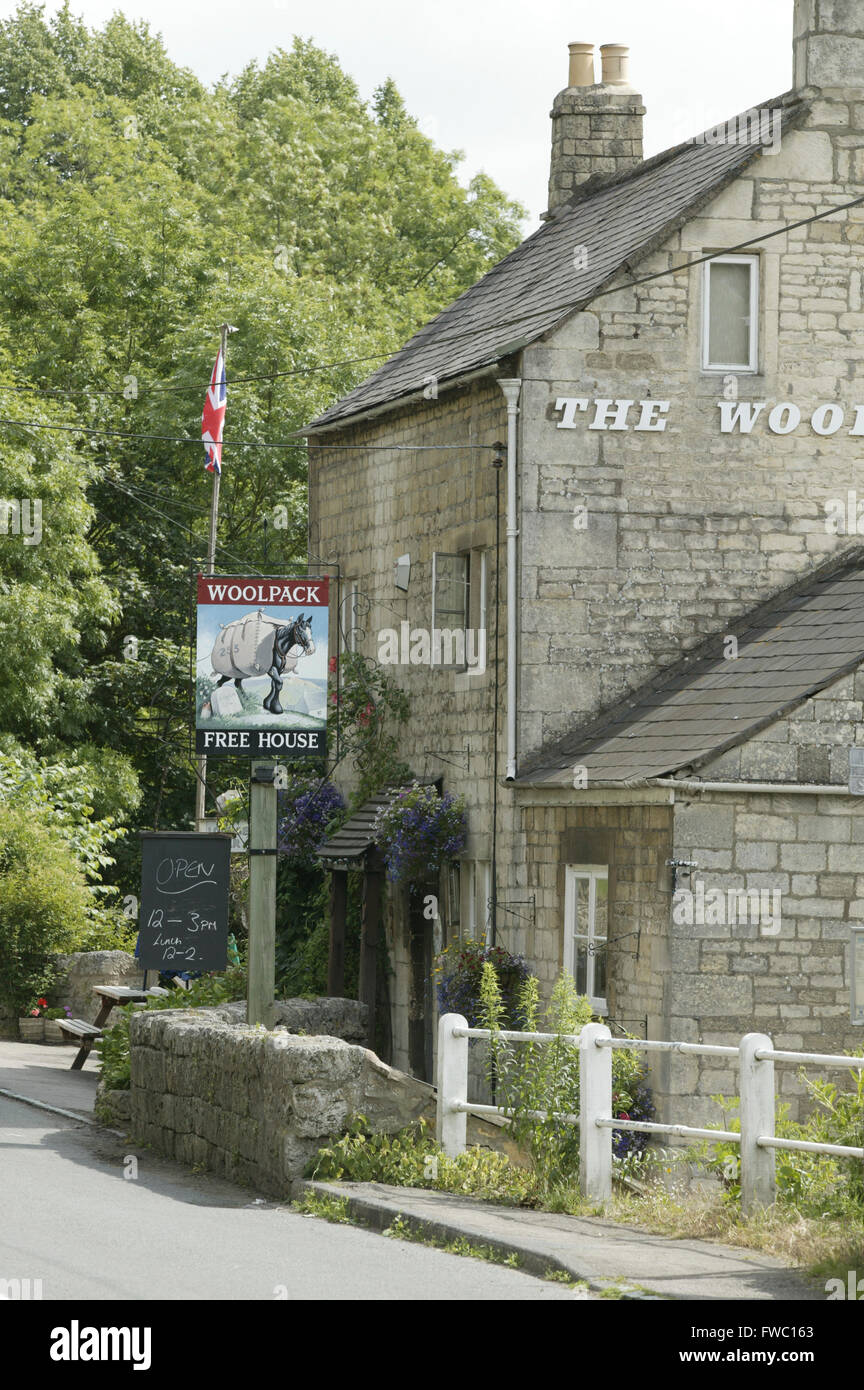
[545,40,644,217]
[600,44,631,85]
[567,42,595,88]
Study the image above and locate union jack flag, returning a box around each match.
[202,349,226,474]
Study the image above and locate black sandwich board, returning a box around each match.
[138,832,232,973]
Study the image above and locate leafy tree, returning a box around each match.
[0,4,525,903]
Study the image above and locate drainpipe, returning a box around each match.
[497,378,521,780]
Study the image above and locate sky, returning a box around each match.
[22,0,794,226]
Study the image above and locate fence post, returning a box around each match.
[579,1021,612,1203]
[739,1031,776,1216]
[436,1013,468,1157]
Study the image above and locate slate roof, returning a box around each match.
[517,552,864,787]
[317,790,396,863]
[306,93,805,432]
[318,780,438,863]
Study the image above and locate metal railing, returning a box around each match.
[435,1014,864,1214]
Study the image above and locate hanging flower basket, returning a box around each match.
[435,939,531,1027]
[277,775,346,868]
[372,782,467,888]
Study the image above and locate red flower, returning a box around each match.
[37,998,47,1007]
[328,656,338,674]
[618,1112,630,1122]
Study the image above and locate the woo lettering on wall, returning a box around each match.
[552,396,864,436]
[195,575,329,756]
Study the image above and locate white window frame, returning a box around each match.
[852,927,864,1026]
[701,253,759,373]
[564,864,609,1014]
[461,859,491,942]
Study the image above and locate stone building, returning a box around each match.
[305,0,864,1118]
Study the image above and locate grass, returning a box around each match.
[293,1190,351,1223]
[591,1185,864,1287]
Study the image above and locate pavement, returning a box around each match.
[0,1039,826,1301]
[294,1179,824,1300]
[0,1037,99,1119]
[0,1094,587,1300]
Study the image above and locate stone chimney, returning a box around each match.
[794,0,864,91]
[545,42,645,217]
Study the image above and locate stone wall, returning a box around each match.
[519,114,864,756]
[51,950,142,1024]
[666,783,863,1125]
[517,793,673,1018]
[129,1007,435,1195]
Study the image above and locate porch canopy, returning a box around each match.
[318,781,439,1048]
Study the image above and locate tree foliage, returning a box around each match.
[0,4,524,892]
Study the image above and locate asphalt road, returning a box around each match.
[0,1098,585,1301]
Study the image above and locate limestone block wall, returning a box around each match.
[309,377,507,855]
[664,786,863,1126]
[129,1007,435,1195]
[515,794,673,1017]
[519,112,864,756]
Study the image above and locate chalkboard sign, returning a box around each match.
[138,832,232,972]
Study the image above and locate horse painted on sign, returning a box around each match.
[212,612,315,716]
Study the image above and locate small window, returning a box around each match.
[462,860,491,942]
[444,862,461,946]
[432,549,487,671]
[564,865,608,1013]
[702,254,759,372]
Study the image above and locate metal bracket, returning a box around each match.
[494,894,536,925]
[666,858,698,892]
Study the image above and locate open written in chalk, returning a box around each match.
[138,832,232,972]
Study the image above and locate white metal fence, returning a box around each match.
[435,1014,864,1214]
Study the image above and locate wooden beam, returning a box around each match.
[359,860,383,1049]
[327,869,348,998]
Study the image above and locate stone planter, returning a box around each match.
[18,1017,44,1042]
[43,1019,66,1045]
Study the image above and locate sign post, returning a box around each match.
[194,574,330,1029]
[248,763,277,1027]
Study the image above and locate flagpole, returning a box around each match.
[195,322,230,832]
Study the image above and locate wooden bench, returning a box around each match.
[57,1018,103,1070]
[59,985,171,1070]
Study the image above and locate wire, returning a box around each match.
[5,189,864,412]
[0,351,394,400]
[0,414,497,451]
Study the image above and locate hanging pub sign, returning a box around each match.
[195,575,328,756]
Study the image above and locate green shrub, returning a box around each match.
[309,1115,534,1204]
[480,965,652,1192]
[0,805,96,1016]
[700,1066,864,1220]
